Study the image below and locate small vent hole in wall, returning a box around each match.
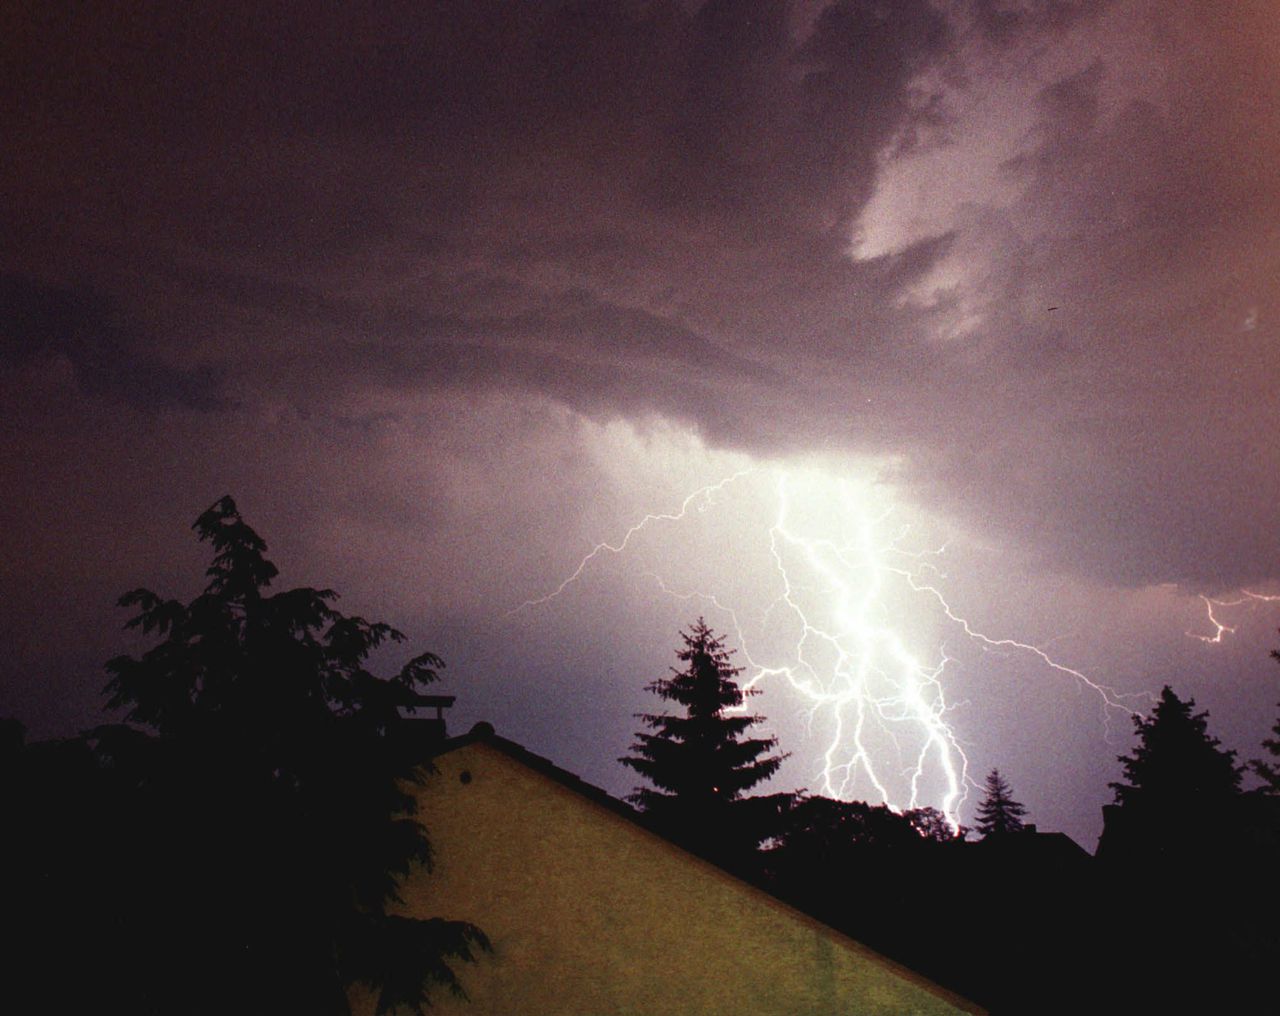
[459,770,472,784]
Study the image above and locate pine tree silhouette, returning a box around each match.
[1110,685,1241,813]
[1101,685,1241,866]
[620,618,788,863]
[975,768,1027,838]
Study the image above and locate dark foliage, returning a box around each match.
[764,794,992,1006]
[1093,685,1267,1012]
[3,497,485,1014]
[974,768,1027,838]
[905,805,963,843]
[1103,684,1241,861]
[767,795,960,876]
[1250,639,1280,793]
[620,617,789,864]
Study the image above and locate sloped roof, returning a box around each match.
[430,720,704,849]
[426,721,986,1015]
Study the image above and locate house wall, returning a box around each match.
[357,740,980,1015]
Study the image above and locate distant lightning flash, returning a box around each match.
[1190,591,1280,644]
[513,465,1138,830]
[898,577,1140,721]
[1192,595,1239,644]
[507,469,755,614]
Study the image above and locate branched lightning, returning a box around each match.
[513,465,1139,831]
[1191,594,1239,644]
[897,576,1142,720]
[506,468,756,615]
[741,473,968,822]
[1190,591,1280,644]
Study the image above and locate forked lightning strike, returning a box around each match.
[513,466,1136,831]
[1190,592,1280,644]
[507,469,755,614]
[899,577,1140,719]
[747,474,967,823]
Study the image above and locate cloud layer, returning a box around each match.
[6,1,1274,590]
[4,2,1279,843]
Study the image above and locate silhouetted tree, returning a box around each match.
[1110,685,1241,812]
[1251,641,1280,794]
[905,806,964,843]
[2,723,112,1010]
[620,617,788,864]
[1096,692,1265,1009]
[975,769,1027,838]
[1101,685,1241,866]
[759,793,975,1001]
[767,796,960,876]
[774,796,925,856]
[90,496,486,1014]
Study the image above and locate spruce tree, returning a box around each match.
[1099,696,1259,1006]
[620,618,787,863]
[974,768,1027,838]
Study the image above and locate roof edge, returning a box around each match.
[427,722,987,1015]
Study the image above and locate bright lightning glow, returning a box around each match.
[514,462,1142,831]
[743,472,967,822]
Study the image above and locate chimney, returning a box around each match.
[397,693,456,748]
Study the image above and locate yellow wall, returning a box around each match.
[362,740,981,1015]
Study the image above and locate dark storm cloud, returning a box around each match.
[163,259,778,424]
[0,275,230,412]
[6,0,1280,854]
[162,266,367,327]
[969,0,1102,44]
[332,298,776,436]
[2,0,1277,594]
[894,6,1280,589]
[2,0,953,377]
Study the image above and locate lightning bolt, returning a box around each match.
[514,464,1139,831]
[1190,591,1280,644]
[506,468,756,614]
[897,576,1141,720]
[746,472,967,821]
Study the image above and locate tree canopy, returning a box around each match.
[1110,685,1242,813]
[619,617,788,863]
[770,795,958,866]
[86,496,486,1013]
[1101,685,1242,866]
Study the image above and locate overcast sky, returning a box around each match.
[4,0,1279,847]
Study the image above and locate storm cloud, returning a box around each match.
[4,1,1279,844]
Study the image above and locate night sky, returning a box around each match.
[4,1,1279,848]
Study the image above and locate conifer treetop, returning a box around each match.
[620,618,789,858]
[975,768,1027,838]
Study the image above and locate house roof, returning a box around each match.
[425,721,987,1015]
[428,720,690,848]
[973,826,1092,864]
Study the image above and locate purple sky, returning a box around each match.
[4,1,1279,847]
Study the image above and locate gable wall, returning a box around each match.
[362,741,978,1015]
